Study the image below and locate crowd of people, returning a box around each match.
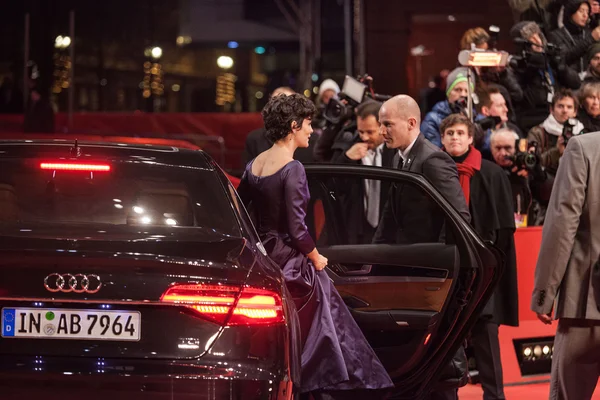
[239,1,600,399]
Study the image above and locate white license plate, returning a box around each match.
[1,308,141,341]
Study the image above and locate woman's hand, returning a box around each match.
[307,248,328,271]
[312,254,328,271]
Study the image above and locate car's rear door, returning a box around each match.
[303,164,503,399]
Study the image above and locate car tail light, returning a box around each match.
[40,162,111,172]
[160,284,284,326]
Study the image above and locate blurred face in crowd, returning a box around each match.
[320,89,336,105]
[357,115,384,151]
[584,92,600,117]
[491,132,516,168]
[572,3,590,27]
[590,52,600,76]
[441,123,473,157]
[379,103,418,151]
[482,93,509,124]
[447,81,469,104]
[529,34,544,53]
[552,96,577,124]
[592,0,600,14]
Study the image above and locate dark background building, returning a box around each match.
[0,0,518,114]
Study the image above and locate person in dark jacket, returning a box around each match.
[582,42,600,81]
[421,67,475,148]
[548,0,600,77]
[510,21,581,132]
[475,86,524,160]
[440,113,518,400]
[577,80,600,130]
[331,101,395,244]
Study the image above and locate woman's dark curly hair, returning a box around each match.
[261,93,316,143]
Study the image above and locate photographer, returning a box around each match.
[526,88,584,175]
[548,0,600,77]
[422,67,474,147]
[461,26,524,124]
[475,87,524,160]
[491,128,549,226]
[331,101,395,244]
[510,21,581,132]
[313,75,391,162]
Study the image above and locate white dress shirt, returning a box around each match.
[362,143,384,227]
[398,135,419,168]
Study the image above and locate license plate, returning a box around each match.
[1,308,141,341]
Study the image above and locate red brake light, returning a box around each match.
[40,162,111,172]
[160,284,284,326]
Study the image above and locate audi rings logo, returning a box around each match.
[44,273,102,294]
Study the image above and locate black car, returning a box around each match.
[0,140,502,399]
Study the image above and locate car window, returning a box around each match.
[0,158,241,237]
[307,173,456,246]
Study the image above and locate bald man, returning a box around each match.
[373,95,470,244]
[373,95,470,400]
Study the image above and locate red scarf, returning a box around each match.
[447,146,482,206]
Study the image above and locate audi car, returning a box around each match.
[0,139,502,400]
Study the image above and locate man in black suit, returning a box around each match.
[374,95,470,245]
[330,101,395,244]
[242,87,317,166]
[373,95,470,400]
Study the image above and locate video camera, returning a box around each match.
[509,37,562,70]
[323,74,391,125]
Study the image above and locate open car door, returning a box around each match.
[303,164,503,399]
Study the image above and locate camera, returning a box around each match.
[323,75,391,125]
[506,138,538,171]
[450,96,501,131]
[562,118,578,145]
[509,37,561,70]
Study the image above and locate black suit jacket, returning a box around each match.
[333,145,395,244]
[373,133,470,244]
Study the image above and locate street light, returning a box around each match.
[151,46,162,60]
[217,56,234,70]
[55,35,71,49]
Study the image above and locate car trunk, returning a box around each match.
[0,232,253,360]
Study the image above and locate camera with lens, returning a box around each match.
[323,74,391,125]
[562,118,578,145]
[507,138,538,171]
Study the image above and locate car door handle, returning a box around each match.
[331,263,373,276]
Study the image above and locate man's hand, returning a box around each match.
[536,312,553,325]
[345,142,369,160]
[512,166,529,177]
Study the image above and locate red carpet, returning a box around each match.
[458,382,600,399]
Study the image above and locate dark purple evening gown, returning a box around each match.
[238,159,393,395]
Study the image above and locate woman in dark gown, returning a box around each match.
[237,94,393,398]
[439,114,518,400]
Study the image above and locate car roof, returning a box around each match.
[0,139,215,171]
